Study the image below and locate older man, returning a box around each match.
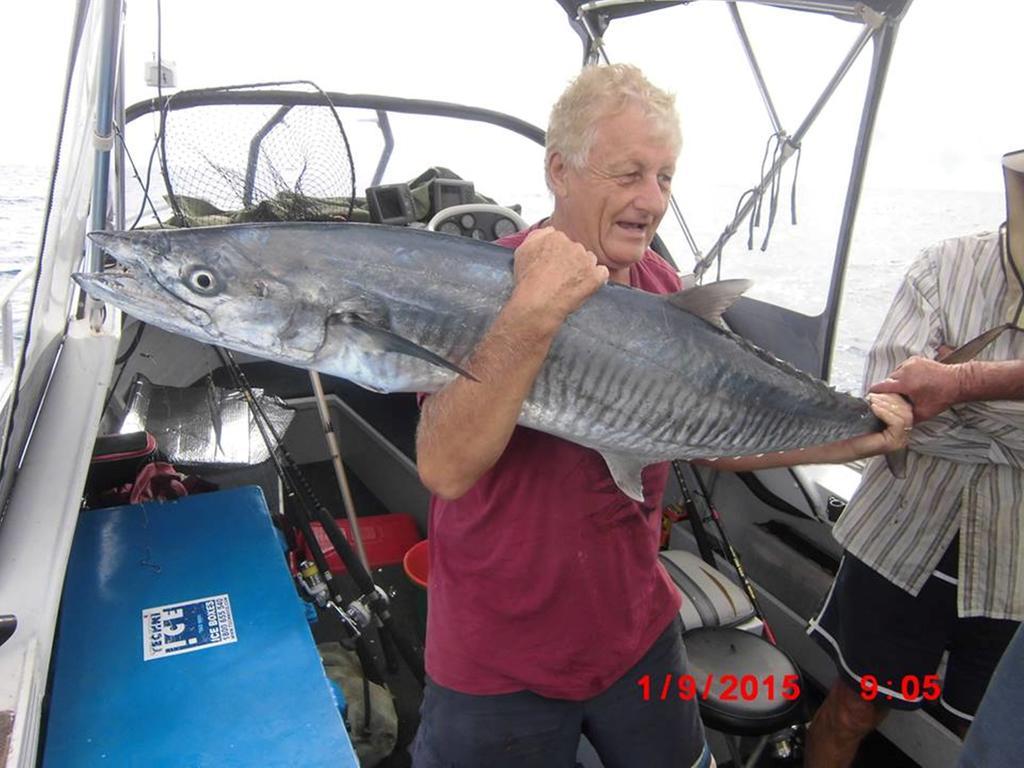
[805,149,1024,767]
[412,64,909,768]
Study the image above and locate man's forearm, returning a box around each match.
[700,438,864,473]
[956,359,1024,403]
[696,394,913,472]
[416,295,559,499]
[871,355,1024,421]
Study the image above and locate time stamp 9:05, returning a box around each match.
[637,674,941,702]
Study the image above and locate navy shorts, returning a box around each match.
[410,616,713,768]
[808,538,1019,725]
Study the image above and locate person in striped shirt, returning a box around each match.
[805,149,1024,768]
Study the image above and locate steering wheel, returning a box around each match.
[426,204,528,241]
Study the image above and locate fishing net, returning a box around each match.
[158,82,356,227]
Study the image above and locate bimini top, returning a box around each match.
[555,0,911,25]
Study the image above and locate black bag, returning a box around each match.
[85,432,158,507]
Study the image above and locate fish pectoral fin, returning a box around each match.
[333,313,479,382]
[666,279,753,327]
[940,323,1023,364]
[599,451,648,503]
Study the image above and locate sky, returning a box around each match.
[1,1,1021,191]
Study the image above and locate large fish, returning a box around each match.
[78,222,883,501]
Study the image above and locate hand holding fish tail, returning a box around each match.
[869,351,963,422]
[510,228,609,332]
[862,392,915,454]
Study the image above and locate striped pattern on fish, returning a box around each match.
[76,222,881,500]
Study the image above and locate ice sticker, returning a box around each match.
[143,594,238,660]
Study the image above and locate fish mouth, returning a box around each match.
[73,268,213,330]
[82,230,215,330]
[72,269,140,301]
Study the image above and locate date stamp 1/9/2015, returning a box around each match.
[637,673,801,702]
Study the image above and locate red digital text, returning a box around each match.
[859,674,941,702]
[637,673,801,702]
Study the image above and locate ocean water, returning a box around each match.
[685,185,1005,393]
[0,163,1005,396]
[0,164,49,357]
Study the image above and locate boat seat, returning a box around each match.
[684,627,803,736]
[659,549,762,634]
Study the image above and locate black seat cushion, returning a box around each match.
[683,627,804,736]
[659,550,758,631]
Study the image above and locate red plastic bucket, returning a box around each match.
[403,539,429,589]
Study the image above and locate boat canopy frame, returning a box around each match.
[558,0,913,381]
[124,87,547,204]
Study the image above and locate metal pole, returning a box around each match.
[819,19,900,380]
[244,105,292,207]
[85,0,124,329]
[308,371,370,572]
[696,18,878,276]
[577,10,611,65]
[113,8,126,232]
[86,0,123,272]
[790,20,875,145]
[2,304,12,371]
[669,197,703,263]
[370,110,394,188]
[728,2,783,136]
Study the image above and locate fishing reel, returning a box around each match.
[325,585,394,649]
[296,559,392,645]
[769,723,805,763]
[296,559,330,607]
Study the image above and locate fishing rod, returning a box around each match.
[216,349,425,687]
[671,460,778,645]
[308,370,370,572]
[214,353,383,658]
[214,351,385,735]
[226,351,422,681]
[668,463,718,567]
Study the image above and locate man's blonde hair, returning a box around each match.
[545,64,681,187]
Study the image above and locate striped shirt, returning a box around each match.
[832,231,1024,620]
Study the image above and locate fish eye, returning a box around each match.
[185,266,219,295]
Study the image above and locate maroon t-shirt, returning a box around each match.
[424,226,683,700]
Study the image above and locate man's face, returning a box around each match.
[549,104,678,276]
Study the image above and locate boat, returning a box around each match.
[0,1,998,765]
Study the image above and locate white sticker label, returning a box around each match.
[142,594,238,661]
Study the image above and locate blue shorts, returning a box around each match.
[808,538,1019,725]
[410,616,712,768]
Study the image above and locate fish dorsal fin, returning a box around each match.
[666,279,753,327]
[599,450,649,502]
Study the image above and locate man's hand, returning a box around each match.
[510,228,609,334]
[864,392,915,454]
[869,346,960,422]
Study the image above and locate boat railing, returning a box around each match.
[0,263,37,373]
